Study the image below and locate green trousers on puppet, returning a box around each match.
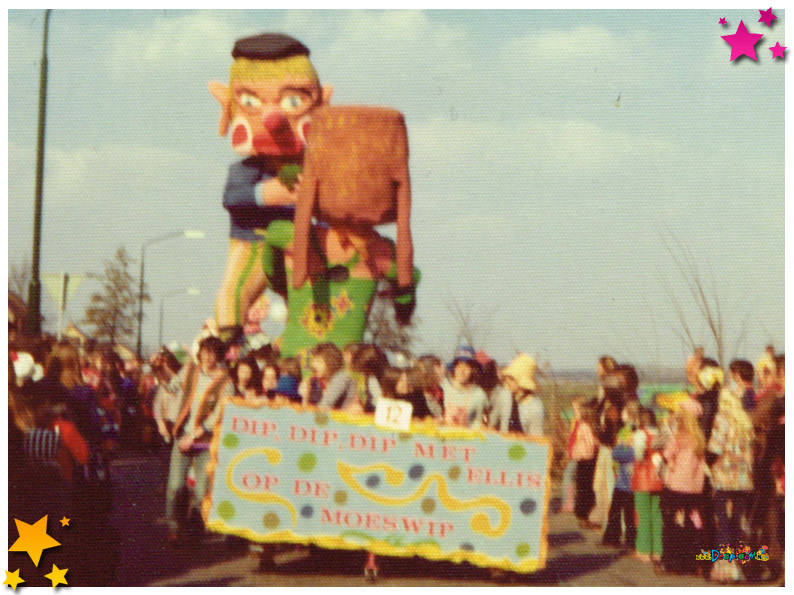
[262,220,419,370]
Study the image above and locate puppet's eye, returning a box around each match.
[239,93,262,109]
[280,94,305,113]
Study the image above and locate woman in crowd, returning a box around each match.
[707,385,754,582]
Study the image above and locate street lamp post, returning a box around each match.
[136,230,205,358]
[159,288,200,347]
[27,9,52,335]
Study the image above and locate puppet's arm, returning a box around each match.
[384,261,421,325]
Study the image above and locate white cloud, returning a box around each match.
[113,11,234,63]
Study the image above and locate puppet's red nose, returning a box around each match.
[264,112,289,134]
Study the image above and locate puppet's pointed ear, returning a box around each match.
[209,81,232,136]
[321,85,334,106]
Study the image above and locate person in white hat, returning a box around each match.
[501,353,544,437]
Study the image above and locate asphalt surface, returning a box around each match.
[103,451,782,587]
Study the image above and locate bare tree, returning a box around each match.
[84,247,148,346]
[9,256,31,302]
[444,296,492,348]
[658,230,749,368]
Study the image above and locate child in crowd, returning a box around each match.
[261,362,280,397]
[231,355,262,400]
[570,398,599,529]
[350,344,388,412]
[308,343,359,411]
[602,401,639,548]
[442,346,488,428]
[660,400,706,576]
[413,355,445,421]
[631,407,664,569]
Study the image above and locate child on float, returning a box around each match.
[231,354,263,401]
[307,342,360,411]
[412,355,445,421]
[442,346,488,428]
[602,401,639,548]
[350,343,388,413]
[569,397,599,529]
[630,406,664,570]
[659,398,706,576]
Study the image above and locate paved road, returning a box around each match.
[105,452,781,587]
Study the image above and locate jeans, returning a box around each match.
[603,489,636,545]
[165,441,212,532]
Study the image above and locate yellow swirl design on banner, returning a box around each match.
[226,448,297,526]
[337,462,510,537]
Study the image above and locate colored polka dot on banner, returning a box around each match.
[508,444,526,461]
[366,474,381,488]
[519,498,537,515]
[409,464,425,480]
[300,505,314,519]
[263,512,280,529]
[314,412,329,426]
[460,543,474,551]
[222,434,239,449]
[334,490,348,505]
[297,452,317,472]
[516,542,530,557]
[421,498,436,514]
[448,466,461,480]
[217,501,235,520]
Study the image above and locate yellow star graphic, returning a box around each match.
[8,516,61,567]
[44,564,68,588]
[2,570,24,591]
[59,517,70,528]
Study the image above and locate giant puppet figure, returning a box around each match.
[209,33,333,344]
[261,106,419,366]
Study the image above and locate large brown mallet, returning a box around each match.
[292,106,412,289]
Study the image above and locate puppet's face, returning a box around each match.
[228,75,319,157]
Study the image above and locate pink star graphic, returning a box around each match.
[719,17,727,26]
[770,41,786,58]
[758,8,777,27]
[721,20,764,61]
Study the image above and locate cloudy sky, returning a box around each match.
[8,9,785,371]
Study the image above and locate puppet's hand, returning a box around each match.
[277,164,303,191]
[393,285,416,326]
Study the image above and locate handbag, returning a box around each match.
[631,429,663,492]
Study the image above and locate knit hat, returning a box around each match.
[447,345,480,372]
[502,353,538,393]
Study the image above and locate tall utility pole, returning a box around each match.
[27,9,52,335]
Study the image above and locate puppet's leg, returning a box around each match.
[215,238,268,342]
